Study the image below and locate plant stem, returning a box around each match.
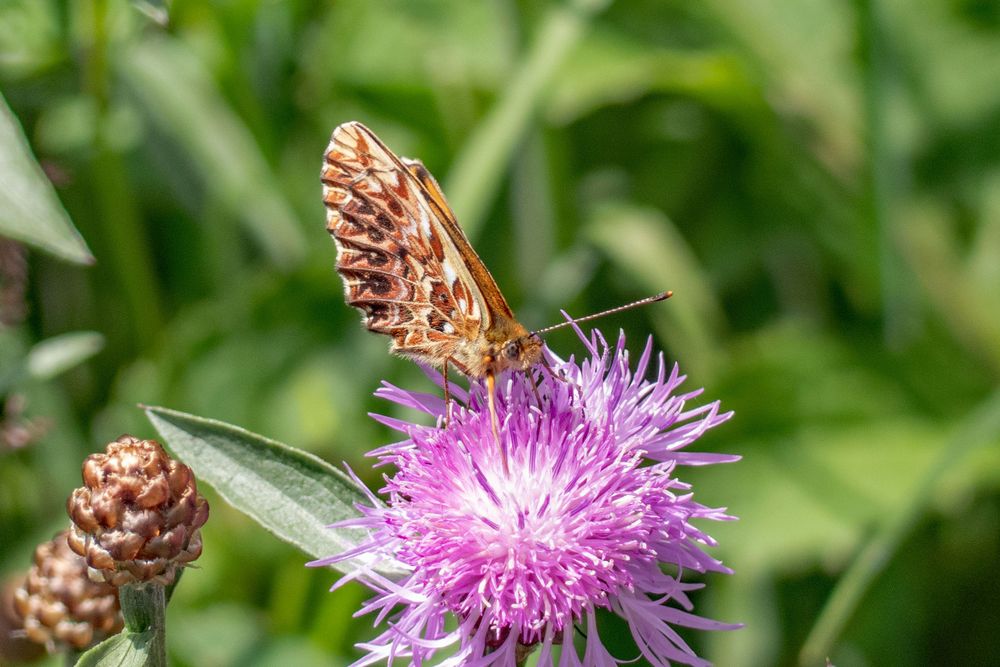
[119,583,167,667]
[857,0,913,348]
[83,0,164,353]
[515,641,537,667]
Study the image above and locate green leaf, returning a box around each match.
[118,37,307,268]
[144,406,404,577]
[0,331,104,394]
[25,331,104,381]
[0,91,93,264]
[74,630,154,667]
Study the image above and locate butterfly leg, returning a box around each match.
[529,370,544,409]
[442,359,452,427]
[485,371,509,475]
[539,354,580,405]
[540,355,567,383]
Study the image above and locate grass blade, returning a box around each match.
[445,0,612,238]
[119,37,307,268]
[799,387,1000,665]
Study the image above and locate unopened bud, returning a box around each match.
[12,531,123,651]
[67,435,209,586]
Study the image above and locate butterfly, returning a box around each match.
[321,121,669,459]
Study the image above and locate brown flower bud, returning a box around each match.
[11,531,123,652]
[2,577,46,663]
[66,435,209,586]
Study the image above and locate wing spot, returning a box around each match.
[360,302,389,327]
[350,196,376,217]
[355,272,391,296]
[350,223,385,243]
[428,312,449,333]
[430,283,451,306]
[362,250,389,267]
[340,211,366,232]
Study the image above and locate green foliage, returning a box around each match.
[0,332,103,394]
[76,583,167,667]
[1,0,999,665]
[145,405,403,575]
[74,631,154,667]
[0,92,93,264]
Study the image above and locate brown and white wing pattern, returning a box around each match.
[398,156,518,329]
[321,122,495,365]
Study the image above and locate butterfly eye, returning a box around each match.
[503,341,520,360]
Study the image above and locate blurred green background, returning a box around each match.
[2,0,1000,665]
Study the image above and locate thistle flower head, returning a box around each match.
[312,330,738,666]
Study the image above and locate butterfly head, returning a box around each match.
[477,318,543,376]
[496,333,543,373]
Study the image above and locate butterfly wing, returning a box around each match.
[321,122,512,367]
[398,156,518,326]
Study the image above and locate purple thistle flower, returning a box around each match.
[311,329,739,666]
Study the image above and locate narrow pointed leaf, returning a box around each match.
[25,331,104,381]
[0,331,103,394]
[0,91,93,264]
[144,406,404,577]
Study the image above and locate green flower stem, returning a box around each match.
[119,583,167,667]
[515,641,537,667]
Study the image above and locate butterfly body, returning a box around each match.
[321,121,542,385]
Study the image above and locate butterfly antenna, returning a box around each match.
[529,291,673,337]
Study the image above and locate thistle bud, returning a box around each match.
[67,435,209,586]
[12,531,123,651]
